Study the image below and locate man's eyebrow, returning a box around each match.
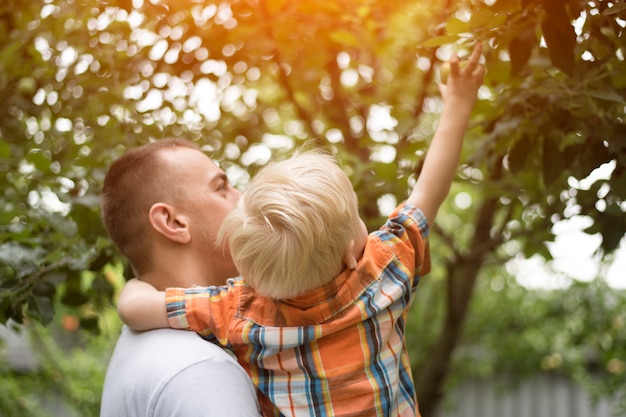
[209,172,229,184]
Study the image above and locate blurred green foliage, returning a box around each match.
[1,0,625,415]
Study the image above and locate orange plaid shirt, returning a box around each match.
[166,203,431,416]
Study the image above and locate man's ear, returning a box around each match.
[342,239,357,270]
[149,203,191,244]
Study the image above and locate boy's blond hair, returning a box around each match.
[219,150,360,299]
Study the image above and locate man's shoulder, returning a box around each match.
[116,326,233,362]
[101,327,260,417]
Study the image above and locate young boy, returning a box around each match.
[118,44,485,417]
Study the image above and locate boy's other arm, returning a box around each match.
[117,278,169,330]
[407,43,485,226]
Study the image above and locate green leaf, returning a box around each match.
[602,2,626,15]
[446,17,471,35]
[508,136,532,174]
[0,279,19,291]
[597,205,626,253]
[509,24,536,75]
[33,281,56,297]
[469,10,508,31]
[61,289,89,307]
[609,169,626,200]
[421,35,460,48]
[89,251,112,272]
[26,150,51,173]
[0,139,10,159]
[540,3,576,75]
[586,89,626,103]
[541,136,564,187]
[328,29,361,48]
[91,274,115,299]
[579,141,612,175]
[27,295,55,325]
[80,316,100,333]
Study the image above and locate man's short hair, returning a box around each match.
[101,138,200,274]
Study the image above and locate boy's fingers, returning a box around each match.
[448,52,460,74]
[474,64,486,80]
[469,43,482,62]
[464,43,482,72]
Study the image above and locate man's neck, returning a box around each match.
[141,261,236,290]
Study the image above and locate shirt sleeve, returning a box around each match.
[378,203,431,279]
[165,279,240,345]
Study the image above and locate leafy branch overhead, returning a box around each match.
[1,0,625,415]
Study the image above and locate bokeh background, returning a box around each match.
[1,0,625,416]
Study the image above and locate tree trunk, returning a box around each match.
[415,196,499,417]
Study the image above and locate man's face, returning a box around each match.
[160,147,241,280]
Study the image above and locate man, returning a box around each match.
[100,138,260,416]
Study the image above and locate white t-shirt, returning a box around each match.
[100,326,260,417]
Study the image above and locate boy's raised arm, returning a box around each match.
[117,278,169,331]
[407,43,485,226]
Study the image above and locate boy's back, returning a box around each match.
[167,203,430,416]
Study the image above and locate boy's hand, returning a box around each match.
[440,43,485,105]
[407,43,485,225]
[118,278,169,330]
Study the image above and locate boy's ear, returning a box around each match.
[342,239,357,270]
[149,203,191,244]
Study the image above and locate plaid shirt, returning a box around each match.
[166,203,431,417]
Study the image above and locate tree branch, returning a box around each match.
[257,0,324,148]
